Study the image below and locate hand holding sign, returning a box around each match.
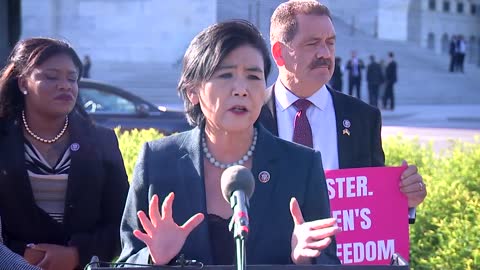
[326,167,410,265]
[399,160,427,208]
[289,197,341,265]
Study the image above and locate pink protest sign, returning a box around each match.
[325,166,409,265]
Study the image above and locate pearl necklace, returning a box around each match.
[22,110,69,144]
[202,128,258,169]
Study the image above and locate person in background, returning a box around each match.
[82,55,91,78]
[117,20,340,266]
[449,35,457,72]
[366,55,384,107]
[0,37,129,270]
[378,58,387,104]
[456,36,466,73]
[329,56,343,92]
[346,50,364,99]
[383,52,397,110]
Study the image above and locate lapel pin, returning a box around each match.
[70,143,80,152]
[258,171,270,183]
[342,119,351,136]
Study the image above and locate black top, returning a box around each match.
[207,214,234,265]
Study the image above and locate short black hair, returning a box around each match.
[177,20,271,126]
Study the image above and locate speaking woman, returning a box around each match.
[118,20,340,266]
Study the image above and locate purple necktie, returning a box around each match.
[292,99,313,148]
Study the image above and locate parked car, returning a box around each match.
[78,79,191,134]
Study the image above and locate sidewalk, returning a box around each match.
[381,104,480,130]
[380,104,480,152]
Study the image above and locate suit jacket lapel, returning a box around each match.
[328,87,354,169]
[248,124,281,253]
[63,114,99,226]
[177,127,213,264]
[259,85,279,136]
[178,127,207,217]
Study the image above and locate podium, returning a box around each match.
[90,265,408,270]
[88,253,408,269]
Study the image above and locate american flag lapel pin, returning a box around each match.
[342,119,351,136]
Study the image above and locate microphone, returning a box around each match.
[221,165,255,239]
[86,255,100,269]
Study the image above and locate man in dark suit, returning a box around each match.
[345,50,365,99]
[366,55,384,107]
[259,0,426,218]
[383,52,397,110]
[329,57,343,92]
[449,35,457,72]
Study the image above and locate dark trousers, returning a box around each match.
[368,84,380,107]
[457,53,465,72]
[383,82,395,110]
[449,54,456,72]
[348,76,361,99]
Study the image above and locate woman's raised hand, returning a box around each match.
[133,193,204,265]
[289,197,341,264]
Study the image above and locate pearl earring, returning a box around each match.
[22,90,27,95]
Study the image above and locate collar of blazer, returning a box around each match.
[176,122,283,184]
[174,123,283,251]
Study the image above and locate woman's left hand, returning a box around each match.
[29,243,79,270]
[289,197,341,265]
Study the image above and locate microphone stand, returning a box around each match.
[229,191,249,270]
[234,237,246,270]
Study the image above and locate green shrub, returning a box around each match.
[115,128,164,179]
[116,129,480,270]
[384,136,480,270]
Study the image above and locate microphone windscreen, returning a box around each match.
[220,165,255,202]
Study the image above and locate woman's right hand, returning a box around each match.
[133,192,204,265]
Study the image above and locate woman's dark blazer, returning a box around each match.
[117,124,340,265]
[0,112,129,267]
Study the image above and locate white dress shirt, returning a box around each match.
[274,81,339,170]
[352,57,360,76]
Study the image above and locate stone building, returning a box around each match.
[322,0,480,65]
[19,0,282,64]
